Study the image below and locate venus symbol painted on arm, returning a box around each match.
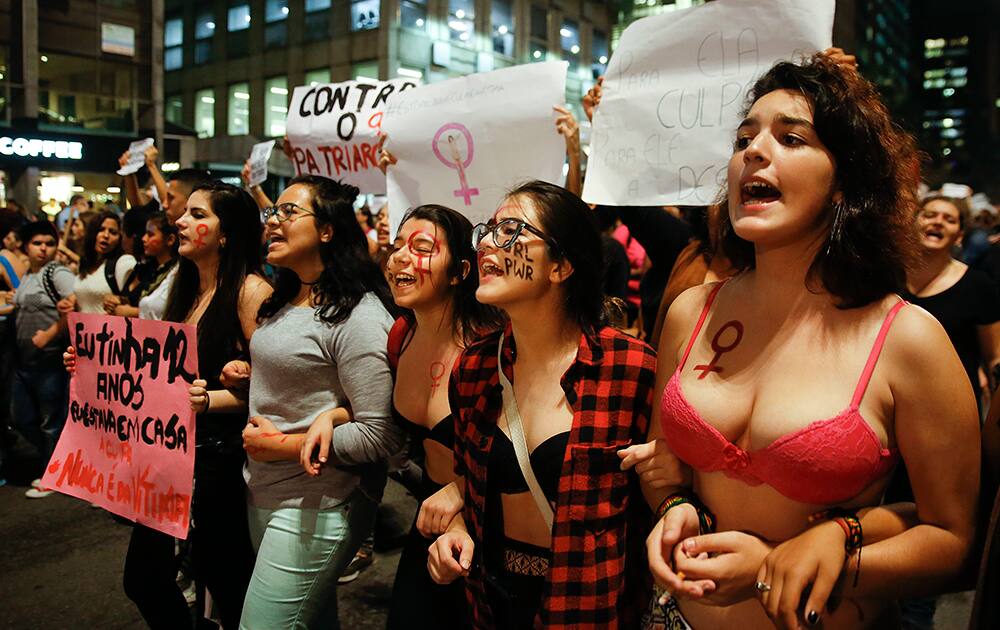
[432,123,479,206]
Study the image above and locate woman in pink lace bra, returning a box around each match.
[643,54,980,629]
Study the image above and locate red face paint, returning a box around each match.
[194,223,209,248]
[406,230,439,286]
[693,320,744,379]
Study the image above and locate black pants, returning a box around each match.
[123,447,254,629]
[387,519,470,629]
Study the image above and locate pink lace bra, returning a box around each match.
[660,282,902,505]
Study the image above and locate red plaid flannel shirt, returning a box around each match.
[450,323,656,628]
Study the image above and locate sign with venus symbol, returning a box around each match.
[432,123,479,206]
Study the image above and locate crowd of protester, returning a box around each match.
[2,46,1000,630]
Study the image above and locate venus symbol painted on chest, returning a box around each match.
[693,320,743,379]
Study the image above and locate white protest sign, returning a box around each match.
[286,78,418,193]
[247,140,276,187]
[116,137,154,176]
[383,61,567,238]
[582,0,833,206]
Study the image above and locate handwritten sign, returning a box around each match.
[116,138,154,176]
[383,61,567,238]
[286,78,418,193]
[247,140,276,188]
[582,0,833,206]
[42,313,198,538]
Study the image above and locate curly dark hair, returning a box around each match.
[79,210,125,277]
[506,180,609,331]
[719,53,921,308]
[257,175,396,324]
[396,205,504,345]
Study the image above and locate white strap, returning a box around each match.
[497,334,555,530]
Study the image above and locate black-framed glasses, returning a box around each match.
[261,203,315,224]
[471,218,560,252]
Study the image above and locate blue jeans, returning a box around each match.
[10,362,68,467]
[240,491,378,630]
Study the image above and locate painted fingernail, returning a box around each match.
[806,610,820,626]
[676,571,686,581]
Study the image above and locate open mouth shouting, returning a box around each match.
[391,272,417,288]
[740,177,783,210]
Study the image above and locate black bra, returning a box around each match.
[393,403,455,450]
[489,430,569,503]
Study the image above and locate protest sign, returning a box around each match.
[383,61,567,238]
[42,313,198,538]
[116,137,154,176]
[247,140,276,187]
[286,78,418,193]
[582,0,833,206]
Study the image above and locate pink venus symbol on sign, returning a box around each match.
[432,122,479,206]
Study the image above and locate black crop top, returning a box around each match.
[392,403,455,450]
[489,430,569,503]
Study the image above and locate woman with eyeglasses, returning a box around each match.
[233,175,405,629]
[378,204,503,629]
[426,180,657,628]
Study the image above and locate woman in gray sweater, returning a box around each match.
[235,175,403,629]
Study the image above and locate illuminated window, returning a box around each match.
[351,0,380,31]
[449,0,474,43]
[194,12,214,65]
[592,30,609,77]
[195,88,215,138]
[492,0,514,57]
[265,76,287,137]
[166,95,183,125]
[228,4,251,31]
[164,17,183,70]
[305,68,330,86]
[560,20,579,70]
[401,0,427,30]
[227,82,250,136]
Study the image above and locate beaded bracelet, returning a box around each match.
[809,507,863,587]
[656,491,717,534]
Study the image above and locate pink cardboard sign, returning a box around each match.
[42,313,198,538]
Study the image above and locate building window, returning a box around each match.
[165,95,183,125]
[401,0,427,30]
[305,0,331,10]
[194,11,215,65]
[560,20,580,70]
[351,0,380,31]
[266,0,288,21]
[304,7,330,41]
[592,30,608,78]
[228,4,251,31]
[195,88,215,138]
[530,5,547,40]
[448,0,474,43]
[491,0,514,57]
[228,83,250,135]
[265,76,287,137]
[164,17,183,71]
[265,0,288,47]
[305,68,331,86]
[353,60,380,82]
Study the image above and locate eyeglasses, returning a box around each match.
[471,218,560,253]
[262,203,315,224]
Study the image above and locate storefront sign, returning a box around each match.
[102,23,136,57]
[0,136,83,160]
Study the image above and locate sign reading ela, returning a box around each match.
[42,313,199,538]
[286,78,418,193]
[582,0,834,206]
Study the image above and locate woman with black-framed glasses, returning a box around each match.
[427,180,657,628]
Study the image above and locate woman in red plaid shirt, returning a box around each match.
[427,180,658,628]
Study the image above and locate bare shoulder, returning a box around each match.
[240,274,273,306]
[658,282,719,360]
[879,300,969,396]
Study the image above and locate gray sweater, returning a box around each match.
[245,294,404,509]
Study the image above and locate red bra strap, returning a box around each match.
[678,281,727,370]
[851,300,908,408]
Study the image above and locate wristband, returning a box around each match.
[656,491,717,534]
[809,507,863,587]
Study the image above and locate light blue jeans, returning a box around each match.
[239,491,378,630]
